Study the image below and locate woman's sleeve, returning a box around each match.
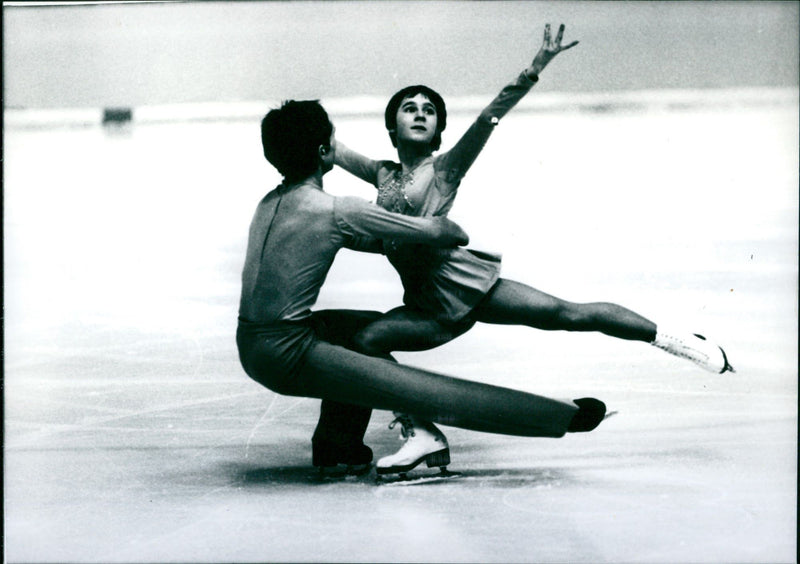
[335,141,387,187]
[436,72,538,186]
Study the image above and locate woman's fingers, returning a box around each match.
[561,40,579,51]
[539,23,577,57]
[555,23,565,46]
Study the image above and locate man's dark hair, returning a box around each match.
[384,85,447,151]
[261,100,333,183]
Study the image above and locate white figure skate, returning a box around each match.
[376,414,455,481]
[652,329,735,373]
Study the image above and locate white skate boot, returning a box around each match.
[376,414,450,476]
[652,329,735,373]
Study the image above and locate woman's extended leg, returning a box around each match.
[472,278,657,340]
[472,279,733,373]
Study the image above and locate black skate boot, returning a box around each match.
[567,398,607,433]
[312,400,373,476]
[312,439,373,471]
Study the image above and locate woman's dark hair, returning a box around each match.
[384,85,447,151]
[261,100,333,183]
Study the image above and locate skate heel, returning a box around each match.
[424,448,450,469]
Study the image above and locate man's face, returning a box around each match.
[321,126,336,174]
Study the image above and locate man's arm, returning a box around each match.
[344,234,385,254]
[335,196,468,249]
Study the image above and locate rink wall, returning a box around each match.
[4,87,797,130]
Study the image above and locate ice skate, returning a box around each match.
[652,329,735,373]
[312,400,373,477]
[376,414,451,478]
[567,398,607,433]
[312,439,373,477]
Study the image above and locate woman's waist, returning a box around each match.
[386,245,502,268]
[387,246,502,290]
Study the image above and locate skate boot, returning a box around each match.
[312,439,373,476]
[567,398,607,433]
[376,414,450,476]
[312,400,373,476]
[652,329,735,373]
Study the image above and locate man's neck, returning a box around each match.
[285,169,324,190]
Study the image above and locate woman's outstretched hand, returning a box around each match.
[526,23,578,78]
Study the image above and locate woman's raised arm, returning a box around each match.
[436,23,578,185]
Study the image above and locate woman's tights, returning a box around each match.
[352,278,658,357]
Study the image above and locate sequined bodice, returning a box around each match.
[376,169,416,214]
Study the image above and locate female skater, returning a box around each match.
[332,23,734,474]
[237,100,607,476]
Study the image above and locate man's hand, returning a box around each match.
[526,23,578,78]
[432,217,469,248]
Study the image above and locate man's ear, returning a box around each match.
[319,145,329,157]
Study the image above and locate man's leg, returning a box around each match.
[308,310,384,470]
[311,399,373,471]
[346,306,475,473]
[295,338,603,438]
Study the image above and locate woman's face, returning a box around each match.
[395,93,438,147]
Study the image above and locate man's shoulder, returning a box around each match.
[333,195,372,216]
[289,184,335,209]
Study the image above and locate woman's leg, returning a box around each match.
[471,279,734,373]
[351,306,474,357]
[472,278,657,342]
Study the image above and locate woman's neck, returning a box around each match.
[397,143,433,171]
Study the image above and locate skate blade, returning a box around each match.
[376,468,461,486]
[315,463,372,480]
[719,347,735,373]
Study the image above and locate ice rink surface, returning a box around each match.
[4,92,798,562]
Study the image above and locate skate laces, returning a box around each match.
[388,415,415,438]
